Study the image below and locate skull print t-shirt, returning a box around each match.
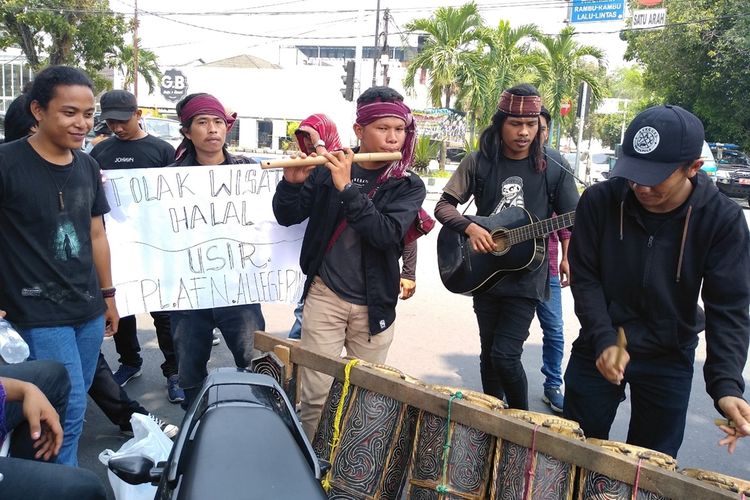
[442,151,579,299]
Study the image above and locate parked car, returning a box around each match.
[699,141,717,181]
[712,145,750,200]
[446,147,466,163]
[588,152,613,183]
[140,116,183,149]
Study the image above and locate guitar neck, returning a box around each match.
[508,211,575,244]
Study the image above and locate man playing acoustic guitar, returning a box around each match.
[434,84,579,410]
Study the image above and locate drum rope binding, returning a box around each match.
[321,358,360,492]
[436,390,463,494]
[522,424,540,500]
[632,458,643,500]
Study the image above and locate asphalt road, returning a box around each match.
[81,193,750,498]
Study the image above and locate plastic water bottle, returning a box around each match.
[0,318,29,364]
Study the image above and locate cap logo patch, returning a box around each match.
[633,126,660,154]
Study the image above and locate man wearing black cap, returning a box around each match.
[564,105,750,457]
[89,90,182,403]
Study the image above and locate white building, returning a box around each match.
[130,41,432,151]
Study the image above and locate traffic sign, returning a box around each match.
[632,8,667,29]
[570,0,625,23]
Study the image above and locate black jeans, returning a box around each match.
[0,360,70,460]
[0,457,106,499]
[114,312,177,378]
[563,350,694,458]
[473,294,538,410]
[171,304,265,409]
[87,353,147,428]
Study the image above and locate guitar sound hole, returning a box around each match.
[493,232,510,255]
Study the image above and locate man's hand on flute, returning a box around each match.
[323,148,354,192]
[282,151,316,185]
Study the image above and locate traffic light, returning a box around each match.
[341,60,355,101]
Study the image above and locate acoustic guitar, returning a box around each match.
[437,207,575,295]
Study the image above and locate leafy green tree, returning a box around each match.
[0,0,128,88]
[114,42,162,94]
[528,25,606,147]
[623,0,750,149]
[403,2,489,108]
[457,21,540,133]
[588,66,657,149]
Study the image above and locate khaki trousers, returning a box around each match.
[298,276,395,439]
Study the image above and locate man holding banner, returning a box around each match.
[168,93,266,409]
[90,89,183,404]
[273,86,426,438]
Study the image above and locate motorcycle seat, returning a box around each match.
[176,404,326,499]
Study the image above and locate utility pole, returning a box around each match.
[574,81,589,180]
[371,0,381,88]
[133,0,139,98]
[381,9,390,86]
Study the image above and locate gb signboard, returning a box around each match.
[570,0,625,23]
[160,69,189,103]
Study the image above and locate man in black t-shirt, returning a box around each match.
[89,90,183,403]
[0,66,119,466]
[435,84,579,411]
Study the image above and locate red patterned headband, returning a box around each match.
[497,91,542,116]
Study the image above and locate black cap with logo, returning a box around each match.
[100,90,138,121]
[610,105,704,187]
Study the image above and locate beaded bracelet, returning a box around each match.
[101,287,116,299]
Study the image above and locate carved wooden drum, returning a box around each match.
[312,361,419,499]
[681,468,750,497]
[404,386,506,499]
[577,439,676,500]
[490,410,584,500]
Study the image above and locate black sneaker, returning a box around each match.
[121,414,179,439]
[148,413,179,439]
[112,364,142,387]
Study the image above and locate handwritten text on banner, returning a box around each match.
[104,163,305,316]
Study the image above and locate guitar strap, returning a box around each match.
[471,150,564,218]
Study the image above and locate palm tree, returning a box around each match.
[527,25,606,145]
[403,2,489,108]
[458,21,540,132]
[114,42,162,94]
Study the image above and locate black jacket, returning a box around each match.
[273,165,426,334]
[169,148,255,167]
[569,172,750,404]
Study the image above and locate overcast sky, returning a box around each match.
[110,0,629,69]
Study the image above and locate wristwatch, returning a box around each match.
[313,139,326,149]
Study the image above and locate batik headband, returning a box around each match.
[178,94,237,132]
[497,91,542,116]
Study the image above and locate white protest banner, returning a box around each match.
[103,163,306,316]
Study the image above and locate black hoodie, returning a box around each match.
[569,171,749,405]
[273,164,426,335]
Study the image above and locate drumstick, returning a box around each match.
[260,151,402,169]
[714,418,736,429]
[614,326,627,368]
